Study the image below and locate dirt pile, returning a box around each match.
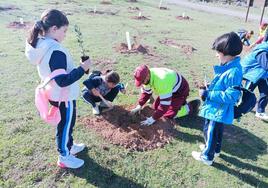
[115,43,151,55]
[7,21,32,30]
[0,5,18,11]
[176,16,193,20]
[159,38,197,56]
[80,106,178,151]
[131,16,150,20]
[100,1,112,5]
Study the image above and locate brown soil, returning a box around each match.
[159,38,197,56]
[128,7,140,11]
[88,10,119,15]
[0,5,18,11]
[176,15,193,20]
[131,16,150,20]
[79,106,178,151]
[159,7,168,10]
[115,43,152,55]
[7,21,32,30]
[100,1,112,5]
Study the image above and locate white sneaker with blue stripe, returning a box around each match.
[57,154,84,169]
[192,151,213,166]
[199,144,220,157]
[70,143,86,155]
[255,112,268,121]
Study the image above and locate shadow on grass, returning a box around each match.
[213,154,268,187]
[175,115,267,160]
[58,148,145,188]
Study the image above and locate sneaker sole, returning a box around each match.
[57,162,67,168]
[57,162,84,169]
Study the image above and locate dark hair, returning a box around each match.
[27,9,69,48]
[105,71,120,84]
[212,32,242,56]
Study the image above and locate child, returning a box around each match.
[241,31,268,121]
[25,9,91,169]
[82,70,126,115]
[131,65,200,126]
[237,29,254,46]
[192,32,243,165]
[250,23,268,48]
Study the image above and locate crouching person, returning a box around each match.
[82,70,126,115]
[130,65,200,126]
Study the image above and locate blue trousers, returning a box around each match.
[246,78,268,113]
[82,86,120,107]
[50,100,76,156]
[202,119,224,161]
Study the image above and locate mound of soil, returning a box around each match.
[0,5,18,11]
[159,7,168,10]
[7,21,32,30]
[131,16,150,20]
[176,16,193,20]
[100,1,112,5]
[159,38,197,56]
[115,43,152,55]
[88,9,119,15]
[80,106,178,151]
[128,7,140,11]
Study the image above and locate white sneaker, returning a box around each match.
[92,105,100,115]
[57,154,84,169]
[199,144,220,157]
[70,143,86,155]
[255,112,268,121]
[199,144,205,151]
[192,151,213,166]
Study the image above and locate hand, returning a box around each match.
[91,88,101,97]
[140,117,156,126]
[199,89,208,101]
[119,83,126,94]
[80,58,91,72]
[120,89,126,94]
[130,105,142,115]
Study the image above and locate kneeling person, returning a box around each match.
[82,70,126,115]
[131,65,200,126]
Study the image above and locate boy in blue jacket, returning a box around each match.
[241,35,268,121]
[192,32,243,166]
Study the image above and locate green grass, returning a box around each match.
[0,0,267,187]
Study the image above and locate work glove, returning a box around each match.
[130,104,142,115]
[140,116,156,126]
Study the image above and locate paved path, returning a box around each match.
[167,0,261,21]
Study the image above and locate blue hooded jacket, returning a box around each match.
[241,42,268,83]
[199,57,243,124]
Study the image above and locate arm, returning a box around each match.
[207,73,242,104]
[256,51,268,71]
[49,50,85,87]
[138,87,152,106]
[83,77,102,96]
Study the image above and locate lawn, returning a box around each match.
[0,0,267,187]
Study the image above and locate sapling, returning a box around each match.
[74,24,89,74]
